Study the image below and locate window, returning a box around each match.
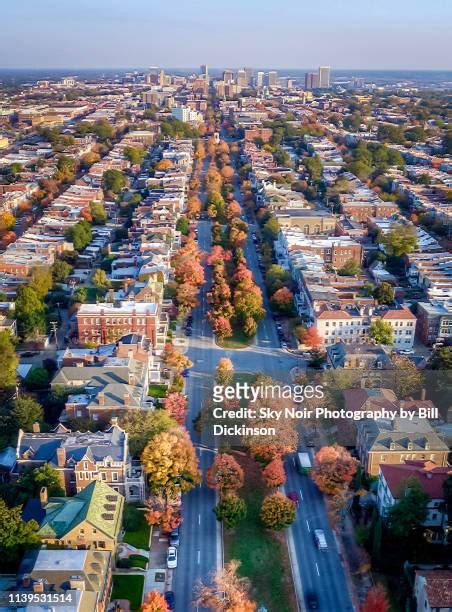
[112,472,118,482]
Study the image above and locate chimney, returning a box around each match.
[32,422,40,433]
[33,579,44,593]
[98,392,105,406]
[420,388,426,401]
[40,487,48,508]
[123,393,130,406]
[110,416,118,427]
[56,447,66,468]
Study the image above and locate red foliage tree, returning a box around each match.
[360,585,390,612]
[262,457,286,488]
[141,591,169,612]
[206,453,244,494]
[164,392,188,425]
[311,445,358,495]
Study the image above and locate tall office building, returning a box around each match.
[200,64,208,81]
[305,71,320,90]
[236,69,247,88]
[244,67,253,85]
[223,69,234,84]
[256,71,264,88]
[267,71,278,89]
[319,66,331,88]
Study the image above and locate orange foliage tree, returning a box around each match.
[360,584,390,612]
[141,591,169,612]
[311,445,358,495]
[194,560,256,612]
[164,392,188,425]
[262,457,286,488]
[206,453,244,495]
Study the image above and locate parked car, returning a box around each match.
[287,491,299,507]
[306,591,319,610]
[398,349,414,355]
[167,546,178,568]
[170,528,180,546]
[182,368,190,378]
[164,591,175,610]
[20,351,39,358]
[185,328,192,337]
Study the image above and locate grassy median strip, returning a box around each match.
[223,452,297,612]
[216,326,254,349]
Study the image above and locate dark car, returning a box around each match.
[185,328,192,336]
[182,368,190,378]
[164,591,175,610]
[287,491,299,507]
[306,591,319,610]
[169,528,180,546]
[20,351,39,358]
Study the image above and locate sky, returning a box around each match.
[1,0,451,70]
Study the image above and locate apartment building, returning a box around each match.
[416,300,452,346]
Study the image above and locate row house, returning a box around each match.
[416,300,452,346]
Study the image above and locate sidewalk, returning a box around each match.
[143,526,173,597]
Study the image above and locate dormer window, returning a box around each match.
[390,443,396,450]
[407,443,413,451]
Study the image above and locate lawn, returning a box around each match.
[128,554,148,569]
[123,505,151,550]
[110,574,144,611]
[224,452,297,612]
[216,325,254,349]
[147,383,168,398]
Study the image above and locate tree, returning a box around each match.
[0,330,18,392]
[373,282,394,305]
[211,315,233,339]
[431,346,452,369]
[92,268,109,290]
[72,287,88,303]
[0,499,40,566]
[266,264,292,295]
[120,410,177,457]
[17,464,64,499]
[387,478,428,540]
[215,358,234,385]
[29,266,53,300]
[175,216,189,235]
[338,259,361,276]
[11,396,43,431]
[124,146,145,166]
[311,445,358,495]
[187,195,202,218]
[380,223,418,257]
[145,495,181,532]
[270,287,294,314]
[262,457,286,488]
[214,494,246,529]
[0,212,16,232]
[52,260,73,283]
[195,560,256,612]
[360,584,390,612]
[262,218,280,242]
[175,283,199,317]
[142,428,201,495]
[260,492,296,530]
[243,317,258,337]
[390,355,423,398]
[162,343,193,374]
[141,591,169,612]
[65,220,92,252]
[295,325,323,348]
[206,454,244,494]
[164,392,188,425]
[369,319,393,345]
[155,159,174,171]
[24,367,50,390]
[303,156,323,181]
[15,285,46,339]
[89,202,107,225]
[102,169,127,193]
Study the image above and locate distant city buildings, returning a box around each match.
[305,66,331,89]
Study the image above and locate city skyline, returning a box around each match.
[1,0,451,70]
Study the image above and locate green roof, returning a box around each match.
[39,481,124,540]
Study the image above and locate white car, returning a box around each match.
[398,349,414,355]
[167,546,178,569]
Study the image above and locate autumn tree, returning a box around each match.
[210,315,233,339]
[215,358,234,385]
[260,492,296,530]
[214,494,247,529]
[187,195,202,218]
[120,410,177,457]
[390,354,423,398]
[246,409,298,463]
[262,457,286,488]
[206,453,244,494]
[142,427,201,495]
[225,200,242,221]
[294,325,323,348]
[175,283,199,318]
[155,159,174,171]
[141,590,169,612]
[92,268,110,290]
[360,584,390,612]
[162,343,193,374]
[207,245,232,267]
[164,392,188,425]
[145,495,182,532]
[195,560,256,612]
[270,287,294,314]
[311,445,358,495]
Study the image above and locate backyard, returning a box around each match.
[110,574,144,611]
[122,504,151,550]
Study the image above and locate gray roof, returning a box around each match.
[359,417,449,452]
[327,342,393,369]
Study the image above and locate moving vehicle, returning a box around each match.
[182,368,190,378]
[287,491,299,507]
[167,546,178,568]
[306,591,319,610]
[297,452,312,474]
[314,529,328,551]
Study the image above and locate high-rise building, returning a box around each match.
[256,71,264,88]
[223,69,234,84]
[305,72,320,90]
[319,66,331,88]
[200,64,208,81]
[236,69,247,88]
[244,67,253,85]
[267,71,278,89]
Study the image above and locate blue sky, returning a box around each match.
[1,0,451,69]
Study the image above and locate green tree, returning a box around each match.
[373,282,394,305]
[0,499,40,566]
[52,260,73,284]
[17,464,65,499]
[123,146,145,165]
[92,268,109,290]
[260,492,296,530]
[214,494,246,528]
[431,346,452,369]
[369,319,393,345]
[176,216,190,236]
[65,220,92,252]
[265,264,292,295]
[9,162,24,175]
[262,218,280,242]
[89,202,107,225]
[387,478,428,540]
[29,267,53,300]
[0,330,18,392]
[91,119,115,142]
[11,396,43,431]
[337,259,360,276]
[102,169,127,194]
[72,287,88,303]
[24,367,50,390]
[390,355,424,398]
[303,156,323,181]
[347,160,371,181]
[380,223,418,257]
[120,410,177,457]
[15,285,46,339]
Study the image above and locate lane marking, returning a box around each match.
[306,519,310,532]
[292,458,296,467]
[198,513,201,526]
[299,489,304,501]
[315,562,320,576]
[197,549,201,564]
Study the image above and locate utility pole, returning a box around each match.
[50,320,59,350]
